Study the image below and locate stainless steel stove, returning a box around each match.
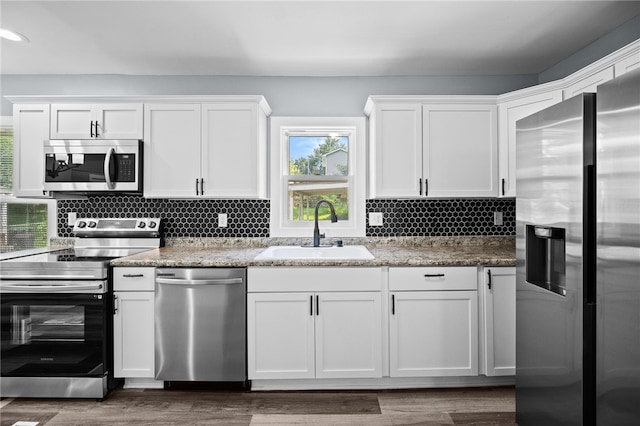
[0,217,161,398]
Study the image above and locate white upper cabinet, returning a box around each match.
[423,104,497,198]
[50,103,143,139]
[497,88,563,197]
[144,104,202,198]
[366,97,497,198]
[143,97,270,199]
[368,103,423,198]
[201,103,267,198]
[12,104,51,197]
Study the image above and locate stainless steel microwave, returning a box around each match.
[43,140,142,193]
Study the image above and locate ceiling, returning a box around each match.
[1,0,640,77]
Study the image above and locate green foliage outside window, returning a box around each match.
[0,128,12,192]
[0,127,50,253]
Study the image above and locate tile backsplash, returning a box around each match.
[57,196,515,238]
[366,198,515,237]
[56,197,270,238]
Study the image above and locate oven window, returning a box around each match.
[12,305,85,344]
[1,294,107,377]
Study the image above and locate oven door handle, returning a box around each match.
[0,274,100,280]
[0,283,104,292]
[104,147,116,190]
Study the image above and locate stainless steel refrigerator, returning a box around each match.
[515,68,640,426]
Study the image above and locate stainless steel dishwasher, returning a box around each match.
[155,268,246,382]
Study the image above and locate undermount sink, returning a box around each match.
[254,245,374,260]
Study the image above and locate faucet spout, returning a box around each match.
[313,200,338,247]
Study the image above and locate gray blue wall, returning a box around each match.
[1,74,536,117]
[539,14,640,84]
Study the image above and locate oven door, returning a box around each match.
[1,290,109,378]
[43,139,141,192]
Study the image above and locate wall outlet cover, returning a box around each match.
[68,212,77,226]
[369,212,383,226]
[218,213,228,228]
[494,211,503,226]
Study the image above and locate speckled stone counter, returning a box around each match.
[110,236,515,268]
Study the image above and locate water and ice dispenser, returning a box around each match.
[526,225,567,296]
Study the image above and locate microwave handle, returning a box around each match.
[104,147,116,189]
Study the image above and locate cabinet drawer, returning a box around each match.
[389,267,476,291]
[113,267,155,291]
[248,267,382,292]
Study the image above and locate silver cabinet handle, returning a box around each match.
[487,269,492,290]
[156,277,243,286]
[122,274,145,278]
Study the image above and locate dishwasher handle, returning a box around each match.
[156,277,244,286]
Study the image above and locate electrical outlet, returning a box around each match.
[68,212,77,226]
[218,213,228,228]
[494,211,503,226]
[369,212,383,226]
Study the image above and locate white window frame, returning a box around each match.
[1,116,57,258]
[270,116,366,238]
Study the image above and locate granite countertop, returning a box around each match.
[110,236,516,268]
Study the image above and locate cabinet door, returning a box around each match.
[423,104,497,197]
[50,103,143,139]
[563,67,614,99]
[12,104,51,197]
[50,104,94,139]
[113,291,155,378]
[483,267,515,376]
[247,293,315,380]
[201,103,265,198]
[390,290,478,377]
[315,292,382,379]
[370,103,422,198]
[497,90,562,197]
[143,104,201,198]
[96,104,143,139]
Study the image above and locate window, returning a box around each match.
[270,117,365,238]
[0,117,56,257]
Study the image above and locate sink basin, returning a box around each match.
[254,245,374,260]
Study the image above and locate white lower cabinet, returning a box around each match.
[389,267,479,377]
[247,267,383,380]
[482,267,516,376]
[113,267,155,378]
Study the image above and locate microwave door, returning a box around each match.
[43,140,141,192]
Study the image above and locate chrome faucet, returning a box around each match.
[313,200,338,247]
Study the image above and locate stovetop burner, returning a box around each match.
[0,218,162,281]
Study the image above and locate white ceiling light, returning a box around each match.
[0,28,29,42]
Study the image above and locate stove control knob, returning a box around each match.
[148,221,157,229]
[137,221,146,229]
[77,221,87,228]
[88,221,97,228]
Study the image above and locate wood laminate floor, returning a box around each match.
[0,386,515,426]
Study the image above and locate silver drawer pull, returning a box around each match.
[122,274,145,278]
[424,274,445,278]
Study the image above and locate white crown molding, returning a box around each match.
[365,38,640,112]
[4,95,272,115]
